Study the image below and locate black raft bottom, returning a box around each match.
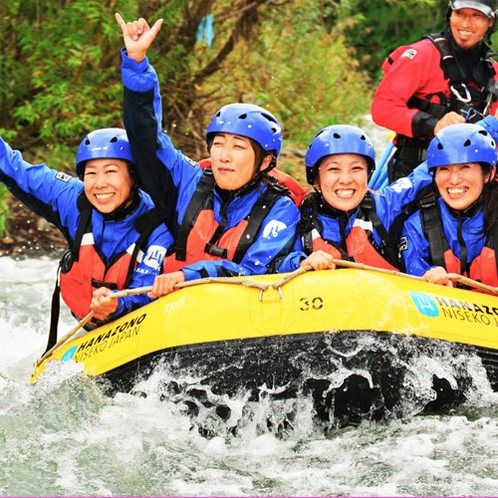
[97,330,496,431]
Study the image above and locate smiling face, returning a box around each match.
[434,162,494,210]
[209,133,272,191]
[449,8,494,50]
[83,158,134,213]
[315,153,369,212]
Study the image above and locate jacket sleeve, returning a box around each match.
[371,41,443,138]
[275,233,306,273]
[0,137,80,240]
[400,212,432,277]
[121,48,197,239]
[373,160,433,234]
[180,196,300,279]
[111,223,172,319]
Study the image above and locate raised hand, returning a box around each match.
[115,12,163,63]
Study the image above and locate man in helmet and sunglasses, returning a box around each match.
[372,0,498,183]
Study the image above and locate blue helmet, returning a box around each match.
[427,123,498,171]
[305,125,376,185]
[206,103,282,165]
[76,128,135,178]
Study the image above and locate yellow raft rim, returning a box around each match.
[30,267,498,387]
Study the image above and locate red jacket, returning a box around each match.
[371,37,498,138]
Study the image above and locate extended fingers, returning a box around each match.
[115,13,162,40]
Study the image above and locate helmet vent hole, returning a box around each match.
[261,113,279,125]
[239,113,248,120]
[333,132,341,139]
[463,139,472,147]
[110,137,118,143]
[437,143,444,150]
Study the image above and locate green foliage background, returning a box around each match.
[0,0,496,234]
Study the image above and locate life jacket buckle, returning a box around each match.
[204,242,228,259]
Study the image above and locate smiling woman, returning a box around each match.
[401,122,498,291]
[82,159,134,214]
[0,127,173,336]
[276,124,434,274]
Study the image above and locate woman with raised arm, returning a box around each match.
[0,128,173,329]
[115,14,300,298]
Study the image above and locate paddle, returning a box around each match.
[329,258,498,295]
[368,138,395,191]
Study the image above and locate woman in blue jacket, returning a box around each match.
[401,122,498,291]
[278,124,434,273]
[0,128,173,327]
[115,14,300,298]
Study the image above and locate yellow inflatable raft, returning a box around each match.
[30,266,498,427]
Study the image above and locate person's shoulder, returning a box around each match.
[261,182,301,212]
[397,38,438,61]
[402,207,423,231]
[381,37,439,74]
[49,171,82,198]
[53,170,77,184]
[137,188,157,208]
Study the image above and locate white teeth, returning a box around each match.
[336,189,355,197]
[448,188,467,196]
[96,193,113,200]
